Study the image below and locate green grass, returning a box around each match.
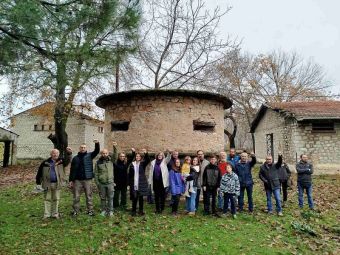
[0,169,339,255]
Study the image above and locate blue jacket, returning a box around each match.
[227,155,240,167]
[234,156,256,187]
[69,143,100,181]
[169,169,184,195]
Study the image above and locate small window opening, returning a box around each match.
[111,121,130,131]
[193,120,215,132]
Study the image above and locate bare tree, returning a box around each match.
[127,0,236,89]
[205,49,331,150]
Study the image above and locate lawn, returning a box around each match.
[0,165,339,255]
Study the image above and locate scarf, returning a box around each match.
[133,161,140,190]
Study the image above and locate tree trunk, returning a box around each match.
[48,59,69,158]
[224,112,237,149]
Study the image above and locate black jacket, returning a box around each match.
[296,161,313,185]
[278,163,291,182]
[69,143,100,181]
[128,153,151,198]
[202,163,221,189]
[113,150,135,190]
[259,155,282,190]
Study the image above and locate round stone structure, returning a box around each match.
[95,90,232,154]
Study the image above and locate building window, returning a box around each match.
[34,125,38,131]
[98,127,104,133]
[312,122,335,133]
[41,125,45,131]
[193,120,215,132]
[111,121,130,131]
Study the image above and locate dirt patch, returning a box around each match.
[0,162,39,188]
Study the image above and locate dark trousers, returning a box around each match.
[223,193,236,215]
[203,188,217,214]
[281,181,288,202]
[172,194,181,213]
[239,184,253,212]
[113,187,127,209]
[154,180,166,212]
[195,188,201,210]
[132,192,144,213]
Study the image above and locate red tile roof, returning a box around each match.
[268,101,340,120]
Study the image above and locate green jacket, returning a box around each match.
[36,158,66,190]
[94,156,114,185]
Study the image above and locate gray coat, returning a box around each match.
[197,159,209,189]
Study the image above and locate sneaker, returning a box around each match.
[43,215,50,220]
[188,212,195,216]
[52,213,60,219]
[108,211,114,217]
[131,211,137,216]
[184,191,190,197]
[100,211,106,217]
[232,214,237,219]
[213,213,221,218]
[87,211,95,216]
[278,212,283,217]
[138,211,145,216]
[221,213,227,218]
[189,188,196,193]
[267,211,273,214]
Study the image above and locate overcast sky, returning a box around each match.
[1,0,339,100]
[209,0,340,93]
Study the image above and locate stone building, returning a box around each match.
[95,90,232,155]
[0,127,19,167]
[10,103,104,159]
[250,101,340,174]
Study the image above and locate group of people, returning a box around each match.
[36,141,315,219]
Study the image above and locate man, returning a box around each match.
[259,154,283,216]
[234,152,256,213]
[69,140,100,216]
[296,154,314,210]
[227,148,240,168]
[36,147,72,219]
[167,150,180,171]
[278,161,291,207]
[202,155,221,217]
[196,150,210,211]
[94,148,114,217]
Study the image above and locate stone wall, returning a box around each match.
[0,128,18,165]
[254,108,340,174]
[11,114,104,159]
[104,95,225,154]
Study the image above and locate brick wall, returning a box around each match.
[103,95,225,155]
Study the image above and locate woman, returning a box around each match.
[169,159,185,215]
[128,149,150,216]
[112,144,135,211]
[149,151,170,214]
[185,157,200,215]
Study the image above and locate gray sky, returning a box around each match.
[209,0,340,93]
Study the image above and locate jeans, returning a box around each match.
[98,183,114,212]
[223,193,236,215]
[185,187,197,212]
[72,179,93,213]
[266,188,282,213]
[238,184,253,212]
[217,190,223,209]
[203,188,217,214]
[172,194,181,213]
[195,188,201,210]
[297,182,314,209]
[113,187,127,209]
[44,183,60,217]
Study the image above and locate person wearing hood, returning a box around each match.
[129,149,150,216]
[69,140,100,216]
[112,143,135,211]
[296,154,314,210]
[36,147,72,219]
[259,154,283,216]
[202,155,222,217]
[149,150,171,214]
